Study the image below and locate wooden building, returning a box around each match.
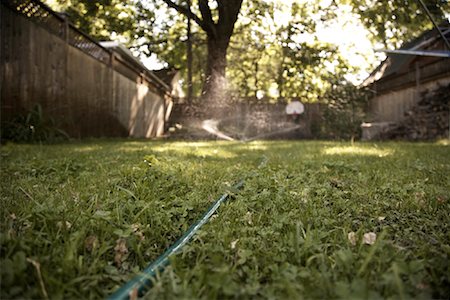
[361,23,450,140]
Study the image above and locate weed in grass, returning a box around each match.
[0,140,449,299]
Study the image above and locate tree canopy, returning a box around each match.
[347,0,449,48]
[43,0,450,103]
[160,0,244,105]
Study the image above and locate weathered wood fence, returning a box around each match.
[369,61,450,124]
[1,0,171,138]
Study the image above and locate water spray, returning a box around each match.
[241,124,302,142]
[201,119,235,141]
[200,114,304,142]
[170,101,305,141]
[197,101,306,142]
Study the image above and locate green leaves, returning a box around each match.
[349,0,449,49]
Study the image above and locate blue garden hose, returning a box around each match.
[107,180,245,300]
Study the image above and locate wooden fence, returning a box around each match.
[1,0,171,138]
[368,58,450,123]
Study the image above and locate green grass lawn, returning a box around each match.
[1,139,449,299]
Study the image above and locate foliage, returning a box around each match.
[0,104,69,143]
[227,0,351,102]
[158,0,244,103]
[319,83,369,139]
[141,5,208,98]
[226,0,276,98]
[46,0,153,46]
[1,140,449,298]
[347,0,450,49]
[41,0,449,102]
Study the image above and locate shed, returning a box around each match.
[361,22,450,140]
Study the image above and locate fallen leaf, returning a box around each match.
[56,221,72,230]
[132,224,145,241]
[85,235,99,252]
[245,212,253,225]
[129,287,138,300]
[231,239,239,250]
[363,232,377,245]
[348,232,357,246]
[114,238,128,267]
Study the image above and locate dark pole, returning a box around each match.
[416,0,450,51]
[187,0,193,104]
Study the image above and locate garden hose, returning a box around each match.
[107,180,245,300]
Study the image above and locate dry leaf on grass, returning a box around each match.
[132,223,145,241]
[245,212,253,225]
[129,287,138,300]
[230,239,239,250]
[363,232,377,245]
[85,235,99,252]
[347,232,357,246]
[56,221,72,230]
[114,238,128,267]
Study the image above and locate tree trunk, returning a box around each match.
[202,36,230,106]
[186,0,193,104]
[254,60,259,99]
[161,0,243,109]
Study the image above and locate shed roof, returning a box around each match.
[363,21,450,87]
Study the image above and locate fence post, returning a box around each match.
[109,52,116,119]
[60,13,69,43]
[109,51,115,68]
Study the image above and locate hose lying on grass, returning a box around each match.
[107,180,245,300]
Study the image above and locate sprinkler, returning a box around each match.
[199,112,304,142]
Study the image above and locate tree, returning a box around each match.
[227,0,352,102]
[226,0,276,99]
[161,0,243,106]
[43,0,449,107]
[186,0,194,104]
[347,0,450,48]
[46,0,152,44]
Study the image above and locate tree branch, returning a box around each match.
[198,0,217,37]
[160,0,207,32]
[217,0,243,37]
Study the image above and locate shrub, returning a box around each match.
[1,104,69,143]
[320,83,368,140]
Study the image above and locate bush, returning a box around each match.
[1,104,69,143]
[320,83,368,140]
